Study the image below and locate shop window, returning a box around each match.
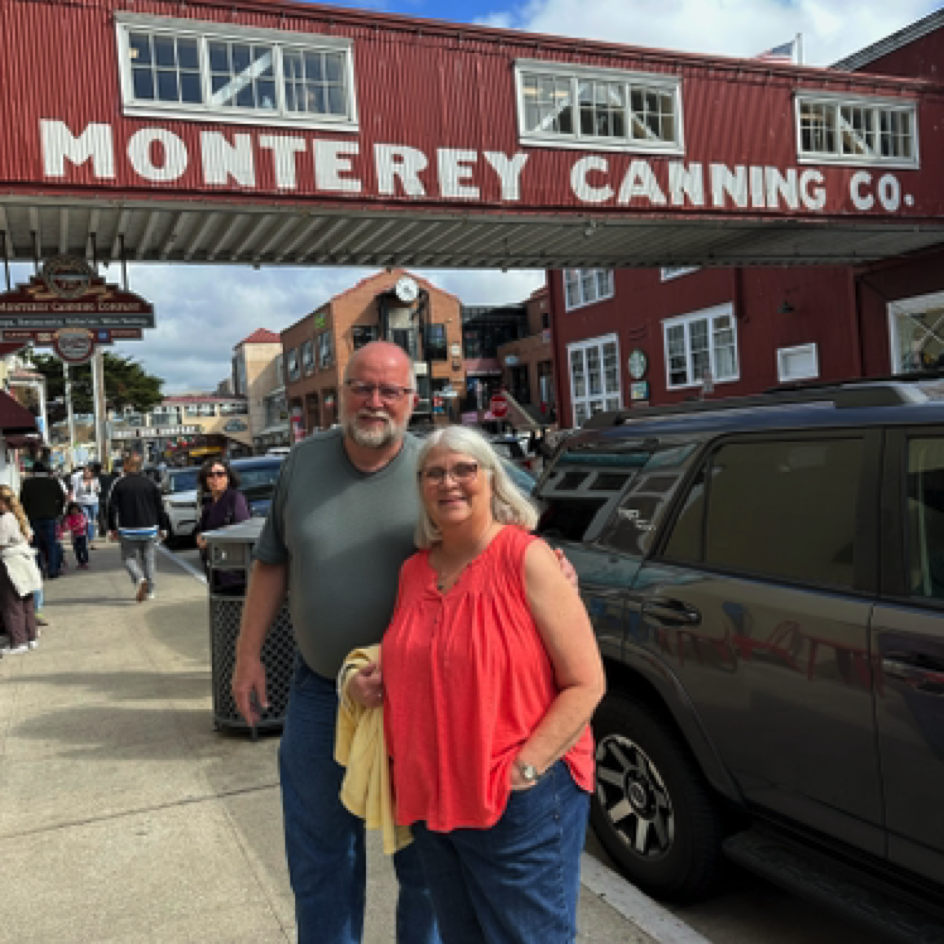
[663,304,738,390]
[516,61,683,154]
[317,332,333,369]
[425,324,448,361]
[796,94,917,167]
[116,13,358,130]
[567,334,621,427]
[564,269,613,311]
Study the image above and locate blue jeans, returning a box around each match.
[279,657,440,944]
[31,518,62,578]
[411,762,589,944]
[80,503,98,540]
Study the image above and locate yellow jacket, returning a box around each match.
[334,644,412,855]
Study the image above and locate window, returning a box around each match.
[906,438,944,601]
[564,269,614,311]
[796,93,918,167]
[317,332,333,369]
[287,348,300,382]
[116,14,357,130]
[777,343,819,382]
[888,292,944,374]
[352,325,378,350]
[301,339,314,375]
[516,60,683,153]
[568,334,621,427]
[425,324,447,361]
[219,401,248,415]
[663,304,738,389]
[660,267,699,281]
[199,403,216,417]
[184,405,200,417]
[664,438,864,590]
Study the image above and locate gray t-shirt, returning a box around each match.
[254,428,422,678]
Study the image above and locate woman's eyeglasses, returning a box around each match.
[420,462,479,485]
[208,470,228,478]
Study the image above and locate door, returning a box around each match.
[632,432,886,854]
[873,428,944,883]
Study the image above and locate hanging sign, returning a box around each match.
[53,328,95,364]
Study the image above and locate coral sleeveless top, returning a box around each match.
[383,526,594,832]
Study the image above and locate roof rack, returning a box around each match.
[583,378,931,429]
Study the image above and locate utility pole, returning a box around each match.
[63,362,76,470]
[91,349,108,467]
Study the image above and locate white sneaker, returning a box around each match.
[135,578,148,603]
[146,592,156,601]
[28,640,39,650]
[1,644,29,656]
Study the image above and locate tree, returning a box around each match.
[27,350,165,424]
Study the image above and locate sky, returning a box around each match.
[17,0,943,393]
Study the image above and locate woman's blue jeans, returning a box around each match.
[411,761,589,944]
[279,656,440,944]
[80,503,98,540]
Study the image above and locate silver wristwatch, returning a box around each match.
[516,760,543,784]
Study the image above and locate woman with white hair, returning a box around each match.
[379,425,605,944]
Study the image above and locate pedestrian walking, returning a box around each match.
[19,461,66,579]
[74,465,101,543]
[95,462,116,539]
[107,453,169,602]
[63,502,90,569]
[0,485,43,656]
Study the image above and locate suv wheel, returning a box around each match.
[591,693,725,902]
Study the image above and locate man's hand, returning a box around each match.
[233,653,269,726]
[195,535,206,551]
[346,661,384,709]
[554,548,579,593]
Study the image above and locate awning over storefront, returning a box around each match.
[0,392,39,435]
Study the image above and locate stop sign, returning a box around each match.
[489,393,509,418]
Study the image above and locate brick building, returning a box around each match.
[283,270,464,433]
[496,287,555,421]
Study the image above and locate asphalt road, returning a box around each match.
[166,540,896,944]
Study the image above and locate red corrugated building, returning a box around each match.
[546,10,944,427]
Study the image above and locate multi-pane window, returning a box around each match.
[568,334,621,427]
[663,305,738,389]
[117,16,357,127]
[796,95,917,166]
[287,348,300,382]
[426,324,448,361]
[890,294,944,374]
[301,340,314,374]
[317,332,333,369]
[219,401,248,415]
[564,269,614,311]
[517,61,683,152]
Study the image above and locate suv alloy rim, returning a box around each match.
[596,733,675,859]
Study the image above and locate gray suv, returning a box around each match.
[535,378,944,939]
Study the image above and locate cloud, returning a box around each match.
[475,0,940,65]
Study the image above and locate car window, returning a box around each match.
[906,437,944,601]
[170,469,199,492]
[237,462,283,490]
[664,437,863,590]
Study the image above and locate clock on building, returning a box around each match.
[395,276,419,303]
[628,348,648,380]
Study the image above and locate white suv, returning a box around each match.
[161,466,201,546]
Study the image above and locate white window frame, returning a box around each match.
[567,333,622,426]
[564,269,614,312]
[660,266,700,281]
[115,13,359,132]
[515,59,684,155]
[794,90,918,170]
[776,343,819,383]
[662,303,740,391]
[887,290,944,374]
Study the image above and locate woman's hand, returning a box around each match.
[195,535,206,551]
[346,661,384,709]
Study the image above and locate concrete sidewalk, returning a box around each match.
[0,541,662,944]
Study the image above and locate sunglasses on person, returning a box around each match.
[419,462,479,486]
[345,380,414,402]
[208,469,228,478]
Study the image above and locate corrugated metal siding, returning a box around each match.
[1,0,942,222]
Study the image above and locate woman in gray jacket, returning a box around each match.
[0,485,42,655]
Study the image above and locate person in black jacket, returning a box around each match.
[19,461,66,578]
[107,453,170,603]
[94,462,116,541]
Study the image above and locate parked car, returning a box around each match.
[160,465,201,546]
[226,455,286,518]
[535,377,944,937]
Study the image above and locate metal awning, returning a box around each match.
[2,195,943,269]
[0,391,39,435]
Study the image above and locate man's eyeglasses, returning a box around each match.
[208,470,228,478]
[345,380,414,402]
[420,462,479,486]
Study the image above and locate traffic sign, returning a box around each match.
[489,393,509,418]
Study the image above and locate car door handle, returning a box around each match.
[882,658,944,694]
[642,598,702,626]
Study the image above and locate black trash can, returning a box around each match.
[205,519,295,734]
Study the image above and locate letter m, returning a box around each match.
[41,120,115,179]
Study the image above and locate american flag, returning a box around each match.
[755,38,798,64]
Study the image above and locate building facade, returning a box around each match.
[231,330,290,451]
[283,270,464,432]
[495,287,555,421]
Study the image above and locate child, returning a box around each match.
[63,502,89,569]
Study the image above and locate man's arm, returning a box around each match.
[232,560,289,726]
